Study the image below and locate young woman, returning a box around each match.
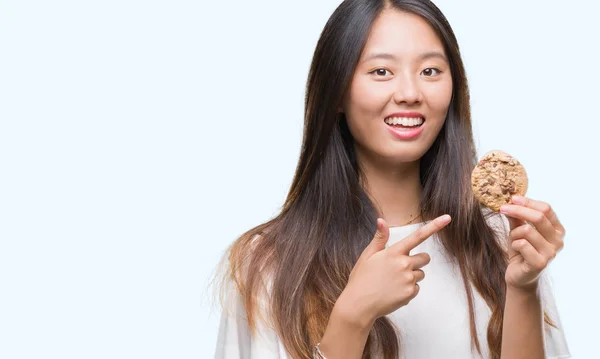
[213,0,571,358]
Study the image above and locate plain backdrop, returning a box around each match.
[1,0,598,358]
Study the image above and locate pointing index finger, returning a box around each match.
[391,214,452,254]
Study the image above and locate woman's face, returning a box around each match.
[342,9,453,165]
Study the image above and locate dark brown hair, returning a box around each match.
[214,0,556,358]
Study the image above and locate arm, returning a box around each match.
[318,216,451,359]
[498,196,568,359]
[500,284,545,359]
[317,293,375,359]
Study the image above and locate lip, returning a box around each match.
[386,123,424,140]
[384,112,426,140]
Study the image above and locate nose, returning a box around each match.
[392,74,423,105]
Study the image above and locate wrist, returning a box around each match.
[318,292,374,358]
[333,291,376,331]
[506,281,540,297]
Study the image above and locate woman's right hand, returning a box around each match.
[339,214,452,326]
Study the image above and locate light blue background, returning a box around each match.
[0,1,597,358]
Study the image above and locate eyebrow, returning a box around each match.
[361,51,449,64]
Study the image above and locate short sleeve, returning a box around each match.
[214,279,290,359]
[539,272,572,359]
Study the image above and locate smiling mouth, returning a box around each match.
[384,116,425,129]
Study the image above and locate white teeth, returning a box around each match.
[384,117,424,126]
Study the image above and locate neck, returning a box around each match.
[357,150,423,228]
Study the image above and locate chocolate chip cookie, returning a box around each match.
[471,150,528,212]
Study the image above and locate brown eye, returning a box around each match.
[370,68,391,77]
[422,68,442,77]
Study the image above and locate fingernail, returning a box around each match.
[511,196,525,205]
[500,205,509,213]
[437,215,451,224]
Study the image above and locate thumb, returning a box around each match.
[363,218,390,257]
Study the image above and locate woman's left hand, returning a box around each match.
[500,196,566,292]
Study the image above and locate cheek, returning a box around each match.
[425,81,453,115]
[344,79,389,138]
[346,77,389,117]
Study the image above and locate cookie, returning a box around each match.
[471,150,528,212]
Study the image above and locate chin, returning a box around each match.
[380,151,425,165]
[381,144,427,161]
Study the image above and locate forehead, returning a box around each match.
[361,9,445,59]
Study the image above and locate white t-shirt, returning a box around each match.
[214,216,571,359]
